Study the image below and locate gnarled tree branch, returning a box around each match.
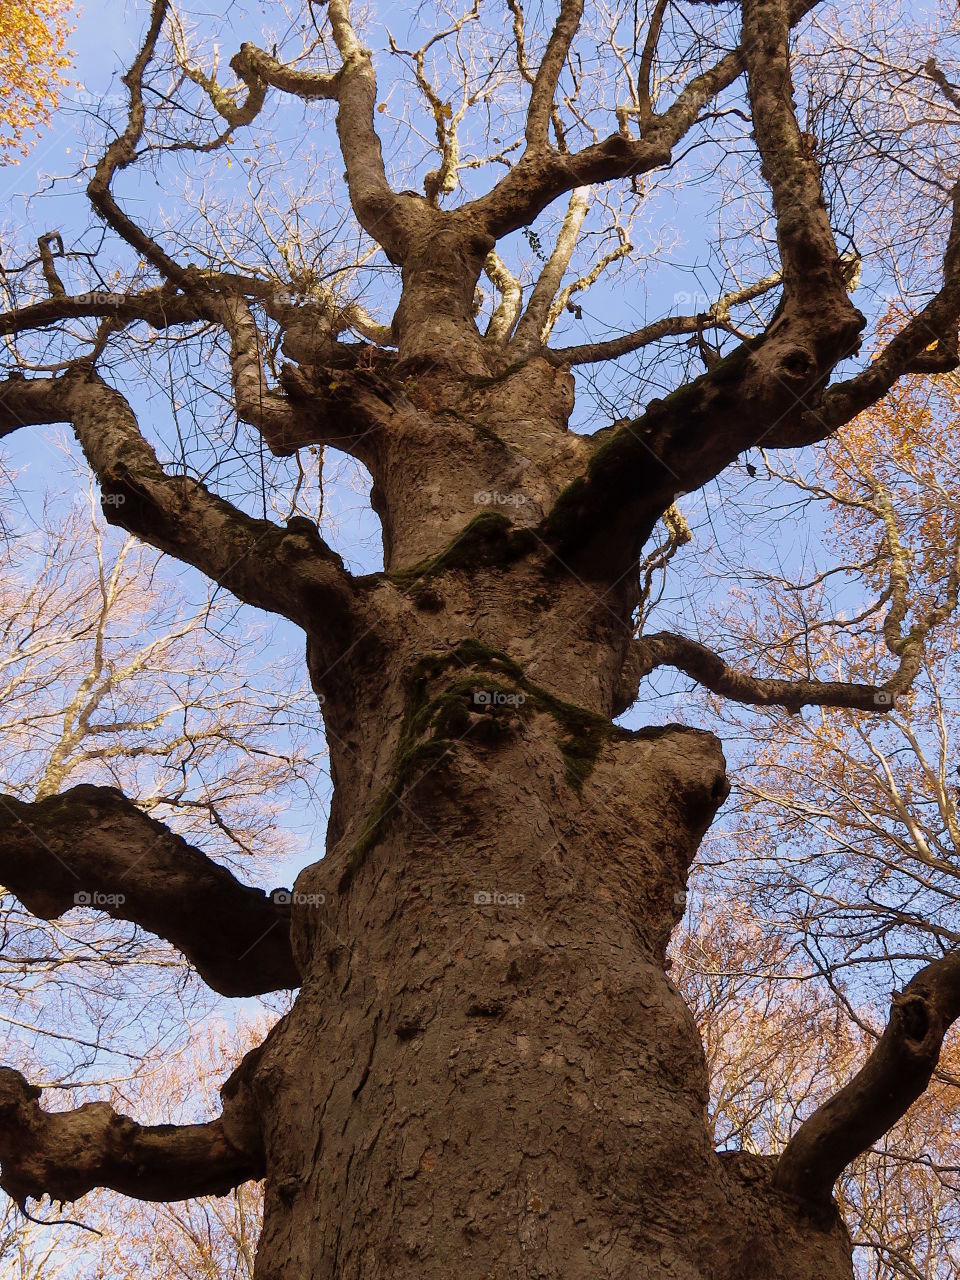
[771,182,960,447]
[774,954,960,1204]
[0,784,299,996]
[0,1048,264,1204]
[14,371,359,653]
[629,631,908,713]
[483,250,522,343]
[741,0,852,317]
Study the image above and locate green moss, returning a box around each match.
[339,737,454,892]
[384,512,535,587]
[461,359,529,389]
[339,641,640,891]
[437,409,514,453]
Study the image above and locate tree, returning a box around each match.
[0,0,75,162]
[0,0,958,1275]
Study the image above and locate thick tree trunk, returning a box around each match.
[241,358,856,1279]
[250,707,853,1278]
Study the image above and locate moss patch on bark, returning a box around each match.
[338,641,636,891]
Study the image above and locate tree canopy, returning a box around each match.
[0,0,75,162]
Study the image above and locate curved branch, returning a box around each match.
[0,1052,264,1205]
[483,250,522,343]
[217,288,315,446]
[525,0,583,149]
[631,631,905,712]
[0,283,200,339]
[547,268,784,365]
[0,785,299,996]
[327,0,416,259]
[742,0,852,316]
[87,0,188,283]
[772,182,960,448]
[60,372,353,637]
[229,41,341,102]
[36,233,66,298]
[774,954,960,1204]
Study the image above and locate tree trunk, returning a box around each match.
[242,358,855,1279]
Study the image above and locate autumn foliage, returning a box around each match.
[0,0,74,162]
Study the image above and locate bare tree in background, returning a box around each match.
[664,362,960,1277]
[0,0,959,1275]
[0,488,317,1275]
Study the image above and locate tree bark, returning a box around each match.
[230,357,857,1280]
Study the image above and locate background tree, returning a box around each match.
[0,0,959,1277]
[0,483,318,1275]
[0,0,75,162]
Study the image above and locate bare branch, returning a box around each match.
[467,0,799,238]
[327,0,415,259]
[229,42,340,103]
[741,0,853,314]
[631,631,906,712]
[0,1050,264,1205]
[36,233,66,299]
[547,268,783,365]
[0,784,299,996]
[0,283,198,340]
[483,250,522,343]
[525,0,583,149]
[637,0,669,134]
[774,954,960,1204]
[541,225,633,343]
[87,0,189,283]
[512,186,590,351]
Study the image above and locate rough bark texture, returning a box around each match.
[233,351,856,1280]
